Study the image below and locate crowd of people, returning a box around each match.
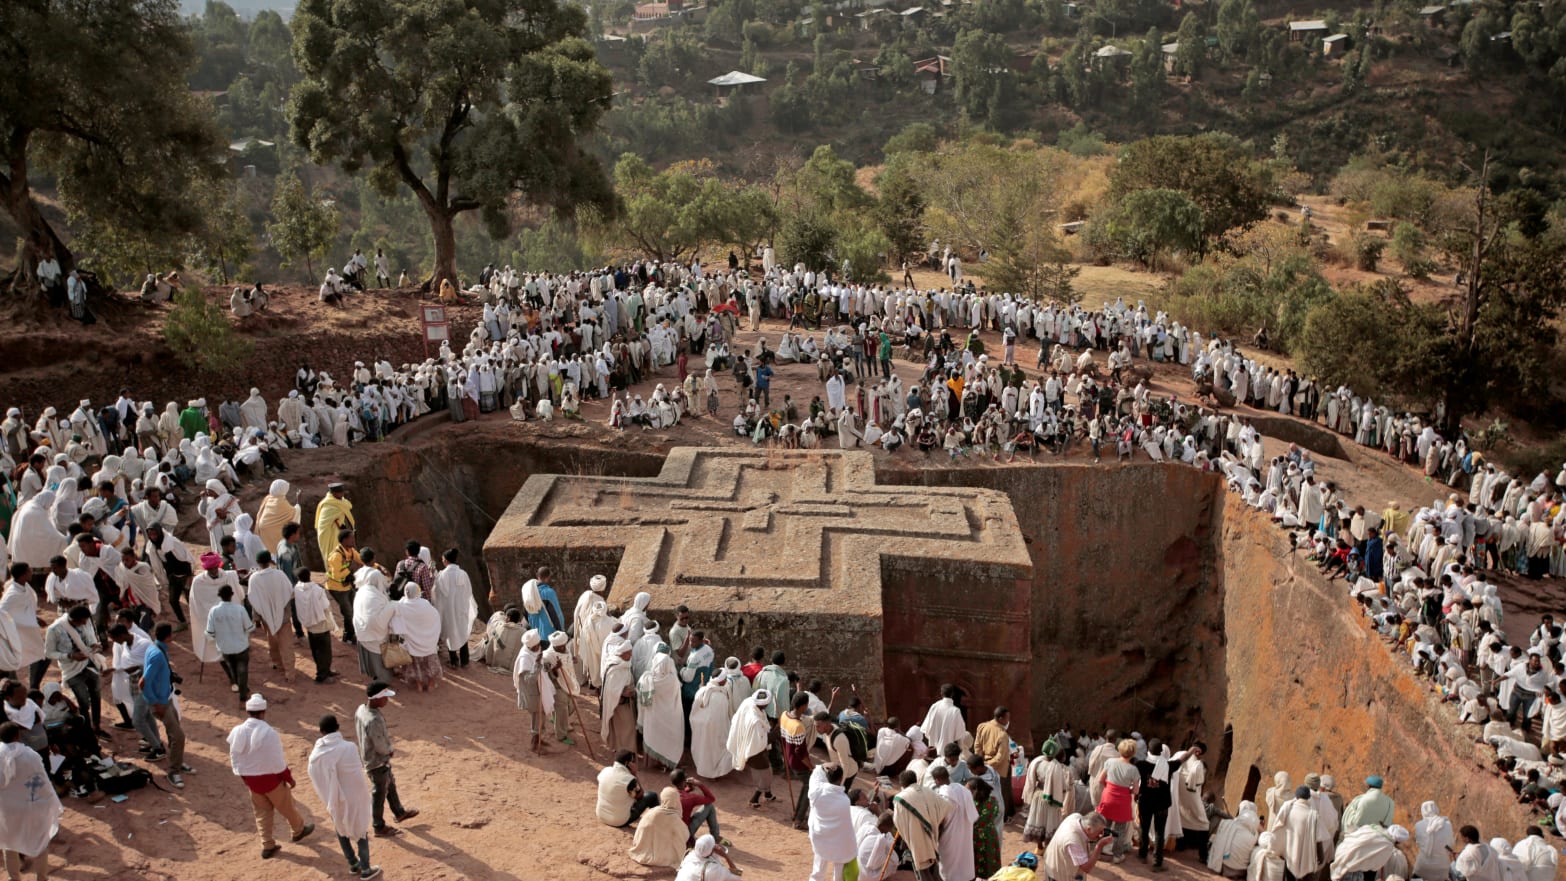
[1,249,1564,880]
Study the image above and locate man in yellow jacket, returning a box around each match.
[314,482,355,563]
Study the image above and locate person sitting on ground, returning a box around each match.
[596,750,660,829]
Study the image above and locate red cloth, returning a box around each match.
[677,781,715,824]
[1098,781,1134,823]
[741,662,763,682]
[240,768,295,795]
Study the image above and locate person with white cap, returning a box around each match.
[227,692,315,859]
[355,681,418,837]
[600,639,638,753]
[572,574,608,649]
[542,630,578,745]
[727,689,775,808]
[308,713,381,880]
[513,628,553,753]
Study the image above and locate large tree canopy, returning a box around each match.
[288,0,615,288]
[0,0,222,289]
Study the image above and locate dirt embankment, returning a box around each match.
[0,286,483,416]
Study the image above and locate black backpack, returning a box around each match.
[835,721,870,766]
[96,762,153,796]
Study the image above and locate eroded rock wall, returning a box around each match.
[885,463,1230,755]
[1217,493,1526,833]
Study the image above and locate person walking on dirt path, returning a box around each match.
[227,693,315,860]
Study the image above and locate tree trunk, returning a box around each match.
[1,144,74,295]
[426,202,459,292]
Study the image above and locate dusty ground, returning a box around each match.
[17,288,1562,881]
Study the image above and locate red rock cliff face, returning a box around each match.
[1217,492,1526,834]
[885,463,1229,757]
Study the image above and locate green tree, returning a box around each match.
[191,182,256,284]
[884,122,939,156]
[907,141,1074,299]
[953,29,1017,128]
[873,160,928,261]
[0,0,222,291]
[267,173,339,282]
[1431,156,1566,429]
[1297,283,1449,402]
[165,287,254,373]
[1108,133,1273,243]
[190,1,250,91]
[1389,222,1430,278]
[1129,27,1164,110]
[289,0,615,289]
[1173,12,1205,78]
[1086,188,1204,267]
[1215,0,1260,61]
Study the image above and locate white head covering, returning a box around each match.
[523,629,542,649]
[1151,744,1171,782]
[590,574,608,592]
[245,693,268,712]
[269,478,289,496]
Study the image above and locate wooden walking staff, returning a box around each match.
[876,830,902,881]
[567,694,598,761]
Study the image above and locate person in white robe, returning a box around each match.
[727,690,774,804]
[1022,744,1073,846]
[1328,824,1409,880]
[1511,829,1558,881]
[188,553,243,665]
[632,621,665,681]
[391,586,443,691]
[0,732,63,877]
[248,553,295,684]
[431,551,477,667]
[308,715,378,879]
[0,576,46,685]
[1454,832,1501,881]
[856,811,896,880]
[689,673,734,779]
[1174,745,1207,839]
[1263,771,1292,825]
[1249,831,1286,881]
[1412,800,1453,880]
[622,591,652,644]
[638,647,684,770]
[807,764,859,881]
[571,575,609,676]
[934,765,978,881]
[1271,787,1327,880]
[8,491,65,571]
[1491,839,1526,881]
[676,834,742,881]
[1209,801,1261,878]
[254,479,300,557]
[920,687,968,756]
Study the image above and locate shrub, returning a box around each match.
[164,288,253,373]
[1354,235,1385,272]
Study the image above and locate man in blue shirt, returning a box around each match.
[206,584,255,702]
[754,363,774,408]
[139,623,194,788]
